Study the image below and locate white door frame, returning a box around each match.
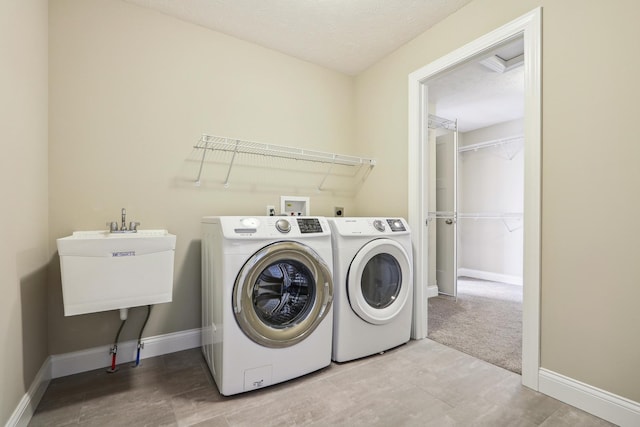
[407,8,542,390]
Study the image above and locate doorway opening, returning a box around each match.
[407,9,541,390]
[425,38,525,374]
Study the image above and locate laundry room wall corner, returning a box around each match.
[354,0,640,421]
[48,0,358,357]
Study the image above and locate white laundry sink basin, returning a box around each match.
[57,230,176,316]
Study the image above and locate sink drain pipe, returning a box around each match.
[134,305,152,367]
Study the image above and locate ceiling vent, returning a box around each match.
[480,53,524,73]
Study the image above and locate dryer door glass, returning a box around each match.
[233,241,333,348]
[347,239,412,325]
[361,253,402,309]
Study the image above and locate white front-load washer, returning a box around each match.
[201,216,334,396]
[328,217,413,362]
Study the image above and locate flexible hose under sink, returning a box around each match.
[106,318,127,373]
[133,305,152,367]
[106,304,153,373]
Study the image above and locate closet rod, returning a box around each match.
[459,212,523,233]
[428,212,522,219]
[458,212,523,219]
[458,135,523,153]
[427,211,456,218]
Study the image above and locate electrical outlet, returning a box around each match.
[334,207,344,217]
[266,205,276,216]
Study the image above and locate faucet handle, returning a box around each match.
[129,221,140,232]
[107,221,118,232]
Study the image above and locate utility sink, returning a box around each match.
[57,230,176,316]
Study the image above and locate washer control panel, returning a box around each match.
[240,217,260,228]
[373,219,386,232]
[275,218,291,233]
[297,218,323,233]
[211,216,331,238]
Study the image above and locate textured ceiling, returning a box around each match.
[428,38,525,132]
[123,0,523,131]
[124,0,474,75]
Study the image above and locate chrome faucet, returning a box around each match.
[121,208,128,231]
[107,208,139,233]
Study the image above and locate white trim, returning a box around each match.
[51,327,201,378]
[407,8,542,391]
[7,328,201,427]
[426,285,440,298]
[520,7,542,393]
[6,357,51,427]
[408,62,429,340]
[539,368,640,427]
[457,268,523,286]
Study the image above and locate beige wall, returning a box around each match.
[354,0,640,402]
[0,0,49,424]
[458,120,524,279]
[48,0,356,354]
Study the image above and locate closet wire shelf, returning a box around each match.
[428,114,457,131]
[458,135,524,160]
[427,211,523,232]
[193,134,376,189]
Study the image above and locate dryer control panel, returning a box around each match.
[329,217,410,237]
[387,219,407,232]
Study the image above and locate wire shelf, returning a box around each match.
[428,114,457,131]
[427,211,523,232]
[193,134,376,189]
[458,135,524,160]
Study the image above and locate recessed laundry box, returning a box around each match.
[56,230,176,316]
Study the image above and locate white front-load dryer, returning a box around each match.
[328,217,413,362]
[201,216,334,396]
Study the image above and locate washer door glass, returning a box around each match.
[234,241,333,348]
[253,260,314,328]
[347,239,412,325]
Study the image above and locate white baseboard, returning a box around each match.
[457,268,523,286]
[51,327,201,378]
[427,285,439,298]
[6,356,51,427]
[539,368,640,427]
[7,328,202,427]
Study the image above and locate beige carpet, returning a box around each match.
[427,277,522,374]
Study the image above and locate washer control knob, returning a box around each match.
[275,219,291,233]
[373,219,386,232]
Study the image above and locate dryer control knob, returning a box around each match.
[373,219,386,232]
[275,219,291,233]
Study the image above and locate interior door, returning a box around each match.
[430,118,458,297]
